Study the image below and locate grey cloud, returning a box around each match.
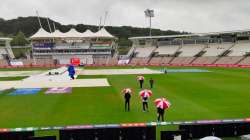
[0,0,250,33]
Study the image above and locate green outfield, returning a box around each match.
[0,66,250,130]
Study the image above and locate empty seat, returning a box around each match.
[192,57,218,64]
[106,57,118,65]
[155,45,180,56]
[135,47,155,57]
[215,56,243,64]
[203,43,233,56]
[0,59,8,66]
[161,57,173,64]
[238,57,250,65]
[171,57,195,64]
[229,42,250,56]
[149,57,163,64]
[130,58,149,65]
[178,45,205,57]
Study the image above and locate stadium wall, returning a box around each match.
[1,63,250,69]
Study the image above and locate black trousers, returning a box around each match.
[142,102,148,111]
[150,83,153,88]
[125,100,130,111]
[139,80,144,88]
[70,75,75,79]
[157,112,164,121]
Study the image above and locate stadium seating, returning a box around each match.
[192,57,218,64]
[228,42,250,56]
[134,47,155,57]
[106,57,118,65]
[161,57,174,64]
[86,57,94,64]
[149,57,163,64]
[171,57,195,64]
[203,43,234,56]
[238,57,250,65]
[0,59,8,66]
[54,43,90,49]
[35,59,55,65]
[93,57,107,65]
[215,56,243,64]
[130,57,150,65]
[178,45,205,57]
[154,45,180,56]
[21,59,34,65]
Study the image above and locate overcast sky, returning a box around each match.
[0,0,250,33]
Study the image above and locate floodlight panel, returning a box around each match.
[144,9,154,17]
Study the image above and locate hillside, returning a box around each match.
[0,17,188,46]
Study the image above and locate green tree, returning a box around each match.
[118,37,132,47]
[0,32,4,37]
[10,31,29,46]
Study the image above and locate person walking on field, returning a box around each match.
[137,76,145,89]
[154,98,171,122]
[142,96,149,112]
[67,65,75,80]
[157,107,165,121]
[123,88,132,112]
[139,89,153,112]
[149,78,154,89]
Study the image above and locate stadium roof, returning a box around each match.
[94,28,116,38]
[30,28,53,39]
[63,28,83,38]
[129,29,250,40]
[51,29,66,38]
[82,29,95,38]
[30,28,116,39]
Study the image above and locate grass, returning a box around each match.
[0,67,51,71]
[0,66,250,139]
[0,76,28,81]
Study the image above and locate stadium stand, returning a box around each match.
[134,47,155,57]
[86,57,94,64]
[239,57,250,65]
[215,56,243,64]
[93,57,107,65]
[20,59,34,65]
[35,59,55,65]
[106,57,118,65]
[228,42,250,56]
[192,56,219,64]
[0,59,8,66]
[149,57,163,64]
[155,45,180,56]
[171,57,195,64]
[130,57,150,65]
[178,45,205,57]
[54,43,90,49]
[161,57,174,64]
[203,43,234,56]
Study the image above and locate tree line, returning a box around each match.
[0,16,188,47]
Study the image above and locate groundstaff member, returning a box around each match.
[149,78,154,89]
[142,96,149,112]
[157,107,165,122]
[68,65,75,80]
[137,76,145,88]
[123,88,132,112]
[154,98,171,122]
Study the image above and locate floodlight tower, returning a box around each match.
[144,9,154,37]
[36,10,43,28]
